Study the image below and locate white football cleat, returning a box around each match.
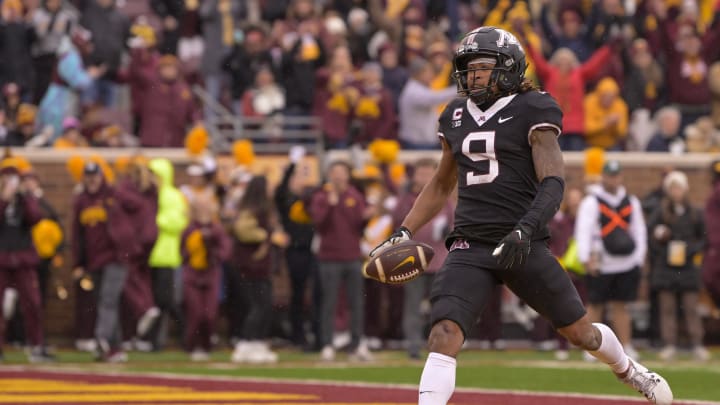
[620,358,673,404]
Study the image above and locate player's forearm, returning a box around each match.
[401,178,453,235]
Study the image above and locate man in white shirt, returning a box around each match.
[575,160,647,359]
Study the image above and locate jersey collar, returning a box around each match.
[466,94,517,126]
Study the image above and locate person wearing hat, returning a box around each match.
[646,171,710,361]
[72,161,144,361]
[703,160,720,314]
[575,160,647,361]
[0,159,54,362]
[136,53,199,147]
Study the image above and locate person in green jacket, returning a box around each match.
[148,158,189,349]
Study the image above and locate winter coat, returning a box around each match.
[148,159,189,268]
[0,21,36,92]
[0,193,43,270]
[526,45,611,136]
[198,0,243,75]
[583,78,629,149]
[127,47,160,119]
[72,181,143,271]
[310,185,366,261]
[647,199,705,291]
[274,163,314,250]
[231,207,273,280]
[80,0,129,79]
[138,76,198,147]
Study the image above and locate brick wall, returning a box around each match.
[15,150,720,341]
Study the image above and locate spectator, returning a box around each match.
[539,3,594,62]
[150,0,185,55]
[653,0,720,130]
[394,158,453,359]
[1,83,22,132]
[622,38,665,114]
[229,175,280,364]
[0,0,36,102]
[351,62,397,146]
[180,161,217,206]
[274,146,318,348]
[79,0,130,107]
[346,7,375,66]
[223,24,275,117]
[397,58,455,149]
[646,107,684,153]
[126,21,160,135]
[0,159,52,362]
[647,171,710,361]
[377,42,408,112]
[1,104,37,146]
[584,77,629,150]
[117,158,161,346]
[523,42,612,151]
[281,17,326,117]
[53,116,89,148]
[484,1,542,83]
[199,0,244,120]
[703,160,720,311]
[147,158,189,350]
[239,66,285,118]
[30,0,78,104]
[37,28,104,141]
[313,45,359,148]
[72,161,142,362]
[310,160,371,361]
[137,55,199,147]
[575,160,646,360]
[181,194,231,361]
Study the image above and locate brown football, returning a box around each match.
[363,240,435,284]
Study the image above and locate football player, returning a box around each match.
[370,26,672,405]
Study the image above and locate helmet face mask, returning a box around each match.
[453,26,527,106]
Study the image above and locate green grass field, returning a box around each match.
[3,348,720,402]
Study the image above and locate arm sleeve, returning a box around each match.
[518,176,565,235]
[579,46,612,81]
[406,84,458,108]
[58,51,93,90]
[574,196,597,263]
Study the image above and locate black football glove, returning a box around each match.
[492,225,532,269]
[369,226,412,257]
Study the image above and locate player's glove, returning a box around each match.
[492,225,532,269]
[369,226,412,257]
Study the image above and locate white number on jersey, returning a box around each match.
[461,131,498,185]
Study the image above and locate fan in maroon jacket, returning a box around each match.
[117,159,161,346]
[0,163,50,362]
[71,162,144,361]
[181,195,230,360]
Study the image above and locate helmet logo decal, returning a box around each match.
[495,29,519,48]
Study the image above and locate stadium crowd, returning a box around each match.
[0,0,720,364]
[1,0,720,151]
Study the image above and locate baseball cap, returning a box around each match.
[83,162,101,175]
[602,160,622,175]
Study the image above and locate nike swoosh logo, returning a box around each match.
[391,256,415,273]
[419,391,433,395]
[515,230,522,239]
[498,116,513,123]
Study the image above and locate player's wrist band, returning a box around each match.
[518,176,565,235]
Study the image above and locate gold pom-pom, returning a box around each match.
[389,162,406,186]
[289,201,313,224]
[186,229,208,270]
[14,156,32,174]
[66,155,86,183]
[32,219,63,259]
[89,154,115,184]
[355,96,381,118]
[114,156,131,175]
[232,139,255,166]
[185,125,209,156]
[326,92,349,114]
[369,139,400,164]
[354,164,382,179]
[584,147,605,179]
[16,104,37,126]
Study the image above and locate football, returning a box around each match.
[363,241,435,284]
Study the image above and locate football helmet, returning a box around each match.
[452,26,527,105]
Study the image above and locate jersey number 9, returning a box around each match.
[462,131,498,186]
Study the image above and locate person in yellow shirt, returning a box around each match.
[584,77,629,150]
[53,117,88,149]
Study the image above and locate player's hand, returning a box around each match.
[492,225,531,269]
[369,226,412,258]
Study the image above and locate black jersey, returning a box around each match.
[438,91,563,245]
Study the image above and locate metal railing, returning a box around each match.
[192,85,325,159]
